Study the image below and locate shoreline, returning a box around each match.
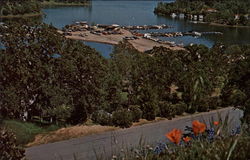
[0,12,43,19]
[41,1,91,7]
[156,13,250,28]
[208,22,250,28]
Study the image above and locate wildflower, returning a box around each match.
[207,128,215,141]
[213,121,219,126]
[153,143,167,154]
[183,136,191,143]
[166,129,182,144]
[192,120,206,136]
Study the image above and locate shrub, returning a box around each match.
[129,105,142,122]
[141,101,158,121]
[159,101,176,119]
[112,108,133,128]
[186,104,198,114]
[91,110,113,126]
[173,102,187,115]
[47,105,73,124]
[197,99,210,112]
[228,89,247,107]
[208,97,222,110]
[0,128,25,160]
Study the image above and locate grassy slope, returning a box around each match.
[1,120,59,146]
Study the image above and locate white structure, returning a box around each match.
[193,15,198,21]
[144,33,151,38]
[199,15,204,21]
[179,13,185,19]
[171,13,177,18]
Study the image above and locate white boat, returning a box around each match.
[171,13,177,18]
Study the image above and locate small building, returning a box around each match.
[193,15,198,21]
[199,15,204,21]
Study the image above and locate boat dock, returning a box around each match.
[61,22,184,52]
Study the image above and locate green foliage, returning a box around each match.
[1,120,59,145]
[173,102,187,115]
[158,101,175,119]
[47,105,73,124]
[91,110,113,126]
[0,23,106,125]
[0,0,41,17]
[129,105,142,122]
[208,97,221,110]
[112,108,133,128]
[0,127,25,160]
[154,0,250,26]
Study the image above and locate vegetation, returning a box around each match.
[108,119,248,160]
[0,0,41,17]
[0,127,25,160]
[2,22,250,129]
[154,0,250,26]
[0,0,91,18]
[41,0,91,7]
[2,21,250,158]
[2,120,59,145]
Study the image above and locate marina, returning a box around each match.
[62,22,184,52]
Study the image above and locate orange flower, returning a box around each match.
[213,121,219,126]
[165,129,182,144]
[192,120,206,136]
[183,136,191,143]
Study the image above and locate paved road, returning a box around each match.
[26,107,243,160]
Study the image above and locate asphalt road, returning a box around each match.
[25,107,243,160]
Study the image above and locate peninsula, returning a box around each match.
[61,22,185,52]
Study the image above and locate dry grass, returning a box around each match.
[132,117,166,126]
[26,125,118,147]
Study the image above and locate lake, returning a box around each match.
[2,1,250,57]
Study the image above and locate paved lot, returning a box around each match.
[26,107,243,160]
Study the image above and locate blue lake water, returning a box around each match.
[2,1,250,57]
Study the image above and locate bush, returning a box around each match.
[208,97,222,110]
[159,101,176,119]
[0,128,25,160]
[173,102,187,115]
[197,99,210,112]
[112,108,133,128]
[186,104,198,114]
[228,89,247,107]
[129,105,142,122]
[91,110,113,126]
[141,101,158,121]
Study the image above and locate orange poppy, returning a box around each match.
[165,129,182,144]
[192,120,206,136]
[183,136,191,143]
[213,121,219,126]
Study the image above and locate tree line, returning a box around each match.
[1,22,250,128]
[154,0,250,26]
[0,0,91,17]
